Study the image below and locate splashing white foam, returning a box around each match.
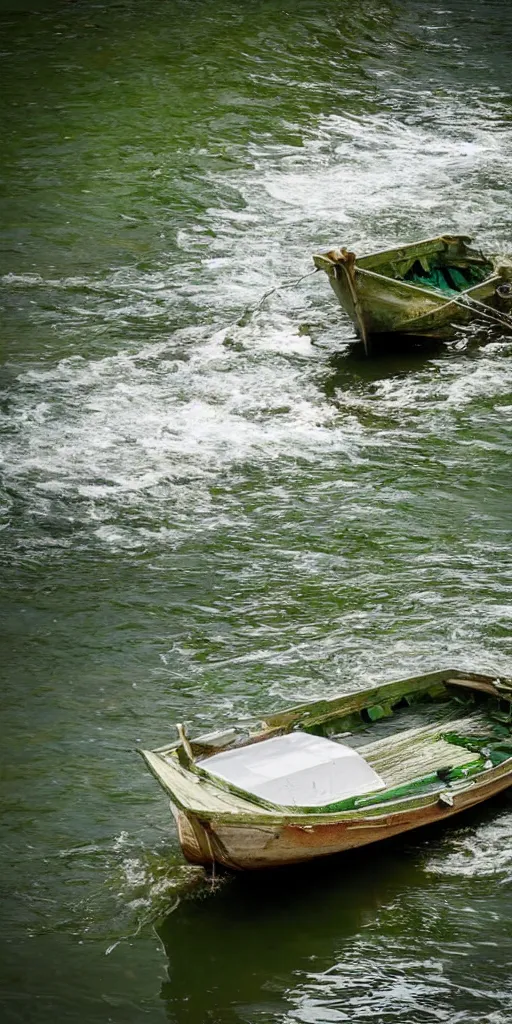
[426,812,512,878]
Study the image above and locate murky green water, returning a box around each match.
[1,1,512,1021]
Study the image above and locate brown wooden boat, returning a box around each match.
[140,668,512,870]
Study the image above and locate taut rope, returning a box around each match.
[234,268,317,328]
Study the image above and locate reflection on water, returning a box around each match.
[158,803,512,1023]
[158,846,412,1023]
[321,341,446,400]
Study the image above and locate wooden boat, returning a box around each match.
[313,234,512,352]
[140,668,512,871]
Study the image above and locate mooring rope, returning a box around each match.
[234,268,318,328]
[220,265,512,343]
[450,291,512,334]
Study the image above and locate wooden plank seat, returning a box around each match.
[358,712,489,787]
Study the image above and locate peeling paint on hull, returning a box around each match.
[175,768,512,870]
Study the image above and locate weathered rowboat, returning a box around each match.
[313,234,512,352]
[140,668,512,870]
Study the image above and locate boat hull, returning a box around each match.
[173,767,512,870]
[313,235,512,346]
[326,267,503,340]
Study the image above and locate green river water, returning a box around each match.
[1,1,512,1021]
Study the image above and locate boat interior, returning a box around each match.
[357,237,494,296]
[311,689,508,808]
[156,675,512,815]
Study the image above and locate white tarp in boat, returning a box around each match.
[197,732,386,807]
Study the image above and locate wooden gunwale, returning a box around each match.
[150,668,468,758]
[352,265,499,304]
[259,668,504,731]
[314,234,479,277]
[352,234,472,270]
